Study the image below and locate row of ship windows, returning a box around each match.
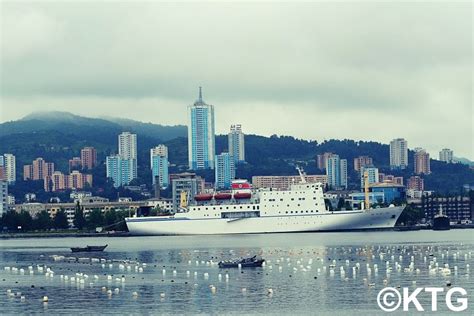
[200,211,320,217]
[266,197,310,202]
[262,190,317,196]
[284,210,319,214]
[263,203,319,208]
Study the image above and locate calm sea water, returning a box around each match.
[1,230,473,315]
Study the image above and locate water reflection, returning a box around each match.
[1,231,473,315]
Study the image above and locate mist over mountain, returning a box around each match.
[0,111,186,141]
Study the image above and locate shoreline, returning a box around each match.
[0,231,131,239]
[1,225,473,239]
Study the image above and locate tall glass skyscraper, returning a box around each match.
[188,87,215,170]
[106,132,137,187]
[118,132,137,180]
[151,144,169,189]
[326,154,347,189]
[390,138,408,170]
[228,124,245,164]
[215,152,235,189]
[106,155,135,188]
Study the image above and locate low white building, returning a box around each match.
[146,198,173,212]
[406,189,433,199]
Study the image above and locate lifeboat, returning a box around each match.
[194,193,213,201]
[214,192,232,200]
[233,192,252,199]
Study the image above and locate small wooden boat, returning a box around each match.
[71,245,108,252]
[218,255,265,268]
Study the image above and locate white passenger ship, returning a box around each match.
[126,169,405,235]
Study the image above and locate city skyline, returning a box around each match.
[1,2,471,160]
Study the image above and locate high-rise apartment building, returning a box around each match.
[215,152,235,189]
[326,154,347,189]
[119,132,137,160]
[378,173,404,186]
[49,171,67,192]
[188,87,215,170]
[0,180,8,216]
[150,145,168,168]
[171,173,204,212]
[360,166,379,189]
[316,152,333,170]
[151,145,169,189]
[118,132,137,180]
[70,170,92,190]
[0,154,16,184]
[340,158,348,188]
[353,155,373,172]
[81,147,97,169]
[23,158,54,181]
[45,170,93,192]
[407,176,424,191]
[23,165,32,181]
[439,148,454,163]
[414,148,431,175]
[106,155,135,188]
[69,157,82,172]
[106,132,137,187]
[228,124,245,164]
[390,138,408,169]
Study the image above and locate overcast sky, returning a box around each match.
[0,1,472,159]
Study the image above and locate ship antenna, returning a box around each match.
[296,165,306,183]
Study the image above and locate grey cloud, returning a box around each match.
[0,1,472,158]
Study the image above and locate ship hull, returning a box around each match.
[125,206,404,236]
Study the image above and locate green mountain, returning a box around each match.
[0,111,186,173]
[0,111,186,141]
[0,111,473,201]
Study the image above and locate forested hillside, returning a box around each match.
[1,111,473,202]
